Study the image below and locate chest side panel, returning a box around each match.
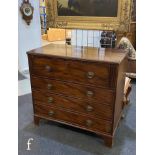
[113,57,128,133]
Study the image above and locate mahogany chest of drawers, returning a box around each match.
[27,44,128,147]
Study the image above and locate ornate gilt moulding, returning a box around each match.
[48,0,132,32]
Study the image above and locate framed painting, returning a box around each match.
[47,0,132,32]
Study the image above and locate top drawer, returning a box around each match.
[29,56,111,88]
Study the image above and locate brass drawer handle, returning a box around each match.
[86,120,93,127]
[45,65,51,72]
[47,84,53,90]
[48,97,54,103]
[86,105,94,112]
[87,71,95,79]
[48,111,55,116]
[87,90,94,97]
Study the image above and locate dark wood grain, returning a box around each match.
[27,44,128,63]
[34,104,112,134]
[33,90,113,120]
[34,115,40,126]
[30,56,111,88]
[27,44,128,147]
[103,136,113,148]
[31,76,115,104]
[113,57,128,133]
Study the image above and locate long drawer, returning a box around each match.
[30,56,111,88]
[33,90,113,120]
[31,76,115,105]
[34,104,112,134]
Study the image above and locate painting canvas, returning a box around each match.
[48,0,132,31]
[57,0,118,17]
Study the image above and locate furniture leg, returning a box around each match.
[103,136,113,148]
[34,116,40,126]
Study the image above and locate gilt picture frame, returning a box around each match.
[47,0,132,32]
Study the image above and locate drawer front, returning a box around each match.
[31,76,115,105]
[30,56,110,87]
[32,90,113,120]
[34,104,112,134]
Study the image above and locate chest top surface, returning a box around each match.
[28,44,128,64]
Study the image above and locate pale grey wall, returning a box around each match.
[18,0,41,72]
